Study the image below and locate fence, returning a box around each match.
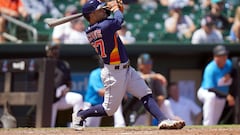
[0,58,55,127]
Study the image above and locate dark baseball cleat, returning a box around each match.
[158,119,185,130]
[71,111,86,131]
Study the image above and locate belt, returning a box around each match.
[114,63,129,70]
[208,89,227,98]
[104,61,130,70]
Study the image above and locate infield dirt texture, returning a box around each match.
[0,125,239,135]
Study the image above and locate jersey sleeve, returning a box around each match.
[109,10,124,31]
[202,66,216,89]
[153,79,166,97]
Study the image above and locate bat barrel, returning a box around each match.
[46,13,83,27]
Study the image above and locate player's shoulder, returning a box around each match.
[90,68,101,75]
[195,28,204,34]
[205,60,215,69]
[226,59,232,65]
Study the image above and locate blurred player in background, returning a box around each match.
[197,45,235,125]
[136,53,181,126]
[52,5,89,44]
[167,82,202,125]
[71,0,185,130]
[45,43,84,127]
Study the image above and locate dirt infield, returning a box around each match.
[0,125,239,135]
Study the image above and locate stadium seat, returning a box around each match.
[30,14,53,41]
[182,6,194,15]
[125,22,141,36]
[160,32,180,42]
[136,30,163,43]
[141,21,163,31]
[53,0,79,13]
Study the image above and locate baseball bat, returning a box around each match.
[45,13,83,27]
[45,2,109,28]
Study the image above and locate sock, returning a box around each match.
[77,104,107,119]
[141,94,166,122]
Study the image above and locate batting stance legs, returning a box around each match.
[72,62,185,130]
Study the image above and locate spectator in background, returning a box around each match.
[117,24,136,45]
[138,0,158,10]
[166,82,202,125]
[84,56,126,127]
[197,45,235,125]
[45,43,84,127]
[52,5,88,44]
[63,18,89,44]
[52,5,77,44]
[200,0,211,7]
[137,53,181,122]
[164,3,196,40]
[207,0,232,33]
[229,0,240,5]
[79,0,88,6]
[160,0,195,7]
[191,15,223,44]
[228,6,240,43]
[0,0,27,43]
[21,0,62,21]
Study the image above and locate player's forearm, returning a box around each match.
[113,10,124,26]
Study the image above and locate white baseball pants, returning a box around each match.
[102,62,152,116]
[197,88,226,125]
[51,92,83,127]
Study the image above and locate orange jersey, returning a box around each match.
[0,0,23,12]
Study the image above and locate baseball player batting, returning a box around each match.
[71,0,185,130]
